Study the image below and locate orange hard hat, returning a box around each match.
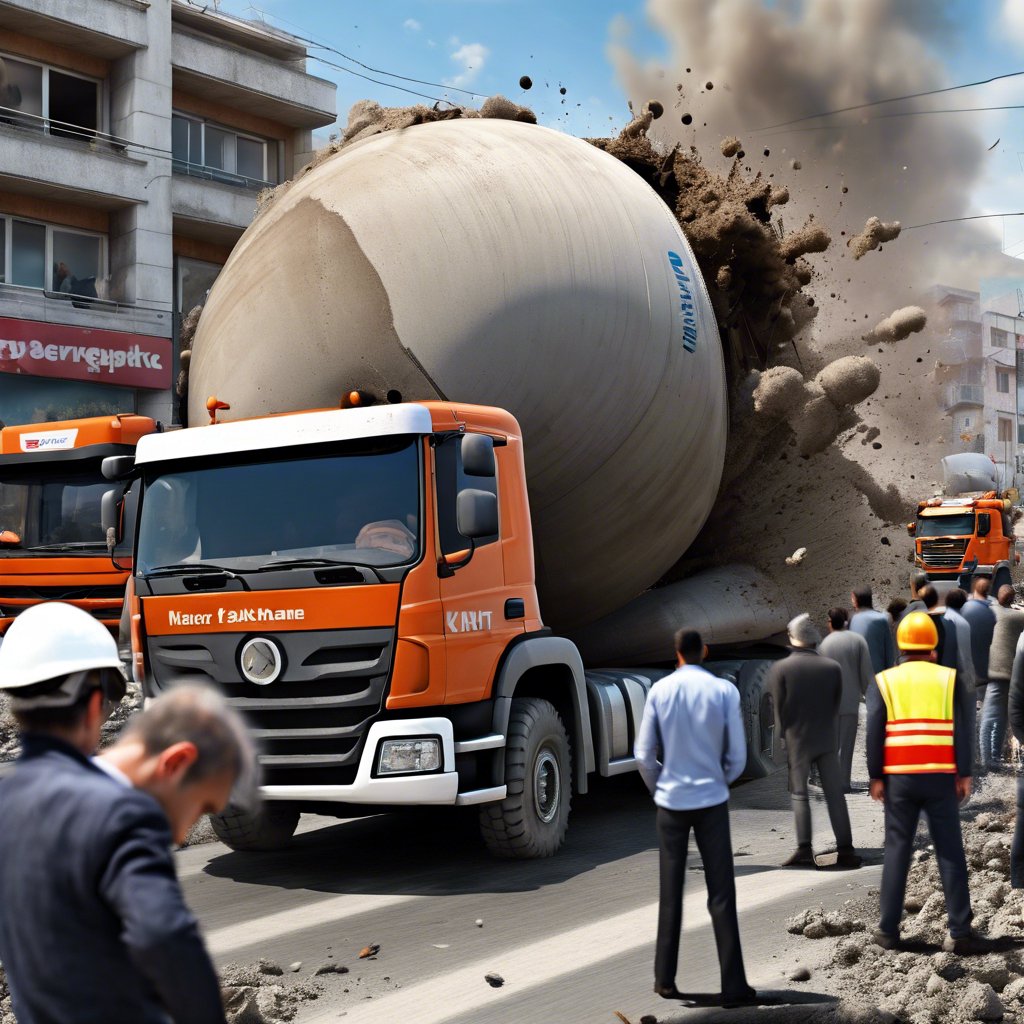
[896,611,938,652]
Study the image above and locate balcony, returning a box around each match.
[171,28,336,129]
[0,0,148,59]
[0,284,171,338]
[945,384,985,409]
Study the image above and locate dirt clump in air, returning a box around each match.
[817,357,882,409]
[849,216,902,259]
[864,306,928,343]
[720,135,742,158]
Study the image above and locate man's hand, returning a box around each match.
[869,779,885,803]
[956,776,972,803]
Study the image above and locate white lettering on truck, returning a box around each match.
[170,608,306,628]
[446,610,493,634]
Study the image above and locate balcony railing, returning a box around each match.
[945,384,985,408]
[172,159,273,191]
[0,105,132,155]
[0,282,170,330]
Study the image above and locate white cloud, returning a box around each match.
[1000,0,1024,48]
[427,38,438,48]
[403,18,422,32]
[444,41,489,89]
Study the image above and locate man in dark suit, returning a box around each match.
[0,602,252,1024]
[768,613,861,869]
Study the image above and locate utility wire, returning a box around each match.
[757,104,1024,137]
[751,69,1024,132]
[903,212,1024,230]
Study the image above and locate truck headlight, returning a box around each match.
[377,737,441,775]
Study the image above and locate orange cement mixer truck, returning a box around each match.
[102,120,791,857]
[0,414,156,636]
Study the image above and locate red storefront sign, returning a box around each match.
[0,317,171,391]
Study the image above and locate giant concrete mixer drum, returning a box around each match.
[188,119,727,629]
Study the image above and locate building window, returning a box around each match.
[0,53,100,140]
[0,376,134,425]
[999,417,1014,443]
[997,369,1011,394]
[992,327,1010,348]
[963,417,972,429]
[1018,422,1024,445]
[176,257,222,315]
[0,215,104,296]
[171,112,277,188]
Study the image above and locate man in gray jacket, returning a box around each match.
[849,585,897,675]
[768,613,861,869]
[944,589,977,693]
[981,585,1024,769]
[819,607,874,793]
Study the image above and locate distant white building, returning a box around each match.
[936,282,1024,489]
[0,0,336,425]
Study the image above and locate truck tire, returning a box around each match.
[735,660,785,779]
[479,697,571,859]
[210,803,299,852]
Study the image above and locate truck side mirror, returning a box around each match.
[977,512,991,537]
[461,434,495,478]
[457,488,499,539]
[906,522,917,536]
[101,488,123,542]
[102,454,136,481]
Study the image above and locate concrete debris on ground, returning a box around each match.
[484,972,505,988]
[220,961,323,1024]
[359,944,380,959]
[804,776,1024,1024]
[863,306,928,344]
[849,216,902,260]
[786,547,808,566]
[0,964,12,1024]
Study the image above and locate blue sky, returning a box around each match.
[208,0,1024,257]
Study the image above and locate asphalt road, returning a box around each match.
[178,762,887,1024]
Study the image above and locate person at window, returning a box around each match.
[355,518,416,560]
[54,261,74,293]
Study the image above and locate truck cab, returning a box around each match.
[0,415,156,635]
[909,494,1017,591]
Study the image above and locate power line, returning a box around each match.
[903,212,1024,230]
[750,69,1024,132]
[757,104,1024,138]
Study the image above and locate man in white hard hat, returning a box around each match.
[0,603,237,1024]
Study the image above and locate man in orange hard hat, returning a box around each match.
[868,611,986,953]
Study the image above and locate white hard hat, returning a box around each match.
[0,602,126,709]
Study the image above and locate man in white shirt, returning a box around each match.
[634,628,754,1007]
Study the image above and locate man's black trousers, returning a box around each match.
[655,801,749,995]
[879,774,972,938]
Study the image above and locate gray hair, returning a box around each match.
[124,684,258,807]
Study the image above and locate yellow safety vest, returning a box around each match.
[874,662,956,774]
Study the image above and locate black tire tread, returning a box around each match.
[479,697,571,859]
[210,803,299,852]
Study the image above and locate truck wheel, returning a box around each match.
[210,803,299,852]
[479,697,571,859]
[736,660,785,779]
[994,563,1013,594]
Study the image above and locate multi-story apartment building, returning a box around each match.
[936,283,1024,489]
[0,0,335,425]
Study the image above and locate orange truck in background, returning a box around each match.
[0,414,157,637]
[103,401,781,858]
[909,494,1018,592]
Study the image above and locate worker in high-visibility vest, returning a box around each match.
[868,611,988,953]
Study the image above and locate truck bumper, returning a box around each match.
[259,716,506,807]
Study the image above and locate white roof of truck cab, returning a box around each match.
[134,405,434,467]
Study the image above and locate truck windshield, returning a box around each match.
[136,439,421,575]
[917,513,975,537]
[0,467,110,551]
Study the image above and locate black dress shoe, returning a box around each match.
[835,847,863,869]
[722,986,759,1008]
[654,985,687,1000]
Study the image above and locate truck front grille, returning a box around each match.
[919,538,969,569]
[147,627,395,784]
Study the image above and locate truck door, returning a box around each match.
[434,434,524,704]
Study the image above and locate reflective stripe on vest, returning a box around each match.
[875,663,956,774]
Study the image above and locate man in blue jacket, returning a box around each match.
[0,602,250,1024]
[849,585,897,675]
[635,628,755,1008]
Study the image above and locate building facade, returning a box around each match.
[936,283,1024,489]
[0,0,335,425]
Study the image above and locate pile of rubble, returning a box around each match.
[221,959,324,1024]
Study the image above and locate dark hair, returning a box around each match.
[851,585,872,609]
[12,685,100,734]
[919,584,939,609]
[998,585,1015,608]
[828,607,849,630]
[887,597,908,619]
[972,576,991,599]
[911,570,929,592]
[945,588,967,611]
[674,628,704,664]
